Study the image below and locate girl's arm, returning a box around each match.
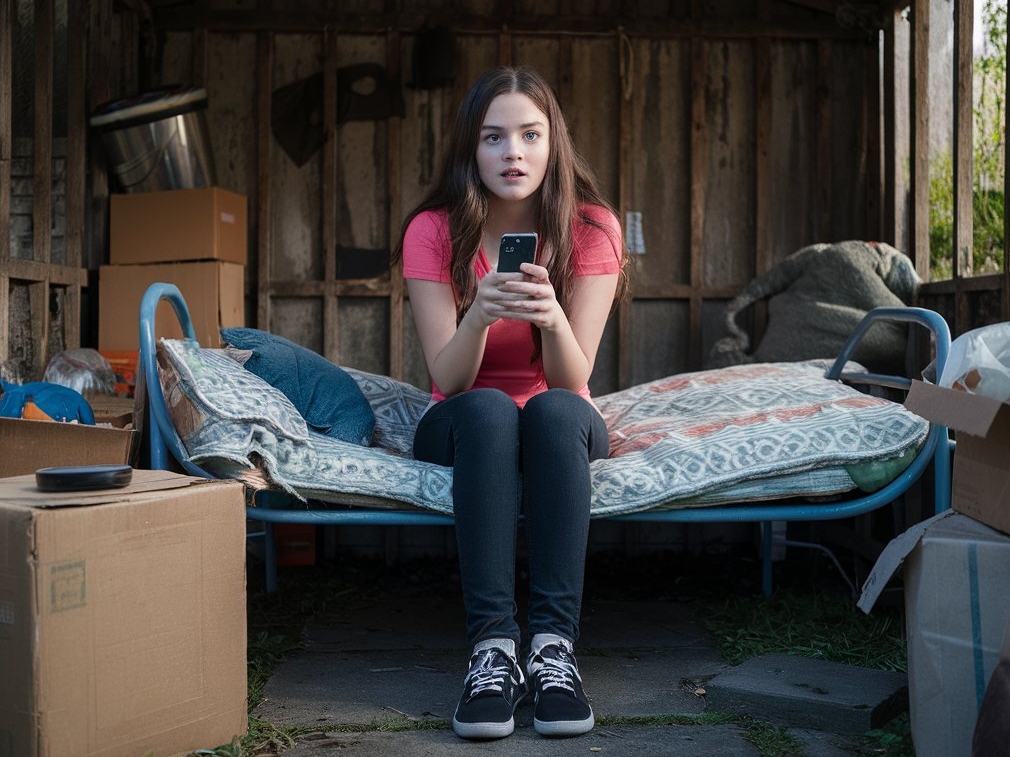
[408,269,535,397]
[406,278,489,397]
[543,272,618,390]
[502,265,618,391]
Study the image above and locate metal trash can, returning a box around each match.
[90,86,217,193]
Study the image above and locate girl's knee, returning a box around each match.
[456,388,520,428]
[524,388,587,424]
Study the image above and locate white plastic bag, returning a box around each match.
[939,322,1010,402]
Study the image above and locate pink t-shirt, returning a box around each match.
[402,205,622,407]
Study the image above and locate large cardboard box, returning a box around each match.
[110,187,247,265]
[99,261,244,351]
[905,380,1010,535]
[0,417,137,478]
[859,510,1010,757]
[0,469,247,757]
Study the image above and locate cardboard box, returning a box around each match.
[859,510,1010,757]
[110,187,247,265]
[0,469,248,757]
[99,261,244,351]
[87,395,136,429]
[0,417,137,478]
[905,380,1010,535]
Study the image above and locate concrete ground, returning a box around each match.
[250,551,907,756]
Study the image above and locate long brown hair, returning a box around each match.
[393,66,629,338]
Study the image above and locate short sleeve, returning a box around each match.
[402,210,452,283]
[573,205,623,276]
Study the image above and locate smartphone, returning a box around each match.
[498,233,538,273]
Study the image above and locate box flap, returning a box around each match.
[857,509,958,613]
[905,380,1006,437]
[0,417,137,478]
[0,468,215,509]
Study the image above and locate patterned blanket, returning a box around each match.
[157,339,929,517]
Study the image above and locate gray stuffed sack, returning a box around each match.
[708,240,920,374]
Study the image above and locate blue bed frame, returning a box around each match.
[139,282,952,595]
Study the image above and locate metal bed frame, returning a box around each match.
[139,282,952,594]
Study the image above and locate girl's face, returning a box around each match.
[476,92,550,205]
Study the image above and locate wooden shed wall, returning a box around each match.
[149,0,884,396]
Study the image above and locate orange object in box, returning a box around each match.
[274,523,317,567]
[99,349,139,397]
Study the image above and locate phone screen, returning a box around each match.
[498,233,538,273]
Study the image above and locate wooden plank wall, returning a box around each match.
[149,0,883,396]
[1,0,84,382]
[0,0,135,382]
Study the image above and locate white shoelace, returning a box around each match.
[467,649,510,696]
[534,654,579,693]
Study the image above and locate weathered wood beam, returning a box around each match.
[5,258,89,287]
[953,0,974,333]
[816,40,832,240]
[779,0,836,13]
[387,27,404,380]
[265,279,734,301]
[882,9,896,244]
[0,0,9,365]
[1004,0,1010,320]
[688,35,705,369]
[323,28,339,363]
[256,30,272,330]
[269,279,392,298]
[920,271,1002,294]
[753,5,773,346]
[909,0,929,281]
[66,0,89,350]
[149,9,880,40]
[617,29,632,388]
[864,38,881,239]
[32,0,55,374]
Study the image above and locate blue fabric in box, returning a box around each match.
[220,327,375,446]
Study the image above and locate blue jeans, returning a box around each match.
[413,388,609,648]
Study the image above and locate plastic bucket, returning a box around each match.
[90,86,217,193]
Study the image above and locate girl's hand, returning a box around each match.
[487,262,565,331]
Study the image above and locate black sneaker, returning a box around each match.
[452,644,527,739]
[527,639,594,736]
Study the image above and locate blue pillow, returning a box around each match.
[219,328,375,445]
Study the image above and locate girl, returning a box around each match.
[394,65,628,740]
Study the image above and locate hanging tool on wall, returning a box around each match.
[271,63,405,167]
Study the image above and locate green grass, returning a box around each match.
[696,590,906,671]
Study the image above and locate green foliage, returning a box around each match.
[865,713,915,757]
[929,0,1007,280]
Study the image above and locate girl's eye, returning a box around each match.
[485,134,501,144]
[523,131,538,141]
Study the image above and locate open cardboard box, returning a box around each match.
[0,469,247,757]
[0,416,137,478]
[859,510,1010,757]
[905,380,1010,535]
